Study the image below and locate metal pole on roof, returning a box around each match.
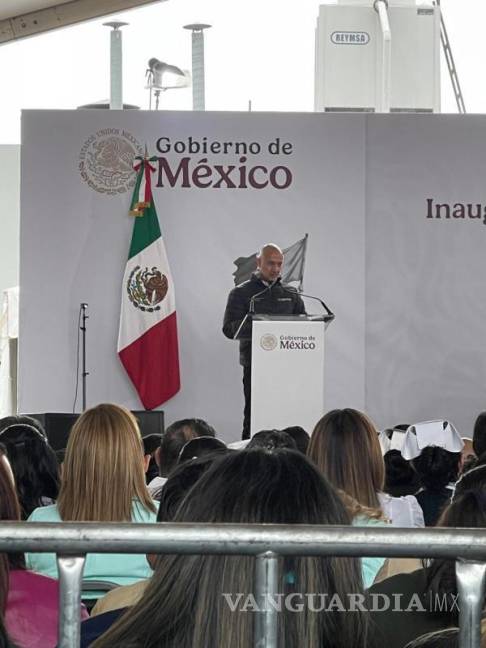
[103,21,128,110]
[183,23,212,110]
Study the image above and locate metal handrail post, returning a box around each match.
[456,561,486,648]
[254,552,279,648]
[56,554,86,648]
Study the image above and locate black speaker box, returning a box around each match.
[132,410,165,438]
[25,410,164,451]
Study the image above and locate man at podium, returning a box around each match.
[223,244,306,439]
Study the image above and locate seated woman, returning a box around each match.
[0,416,59,519]
[0,444,88,647]
[412,446,460,526]
[26,403,157,597]
[400,420,463,526]
[89,448,376,648]
[307,409,423,586]
[90,454,219,618]
[308,409,424,528]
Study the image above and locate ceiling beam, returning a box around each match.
[0,0,164,45]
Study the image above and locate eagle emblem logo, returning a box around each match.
[127,266,168,312]
[260,334,278,351]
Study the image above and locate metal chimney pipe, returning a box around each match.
[103,21,128,110]
[183,23,212,111]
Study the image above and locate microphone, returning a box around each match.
[282,285,335,320]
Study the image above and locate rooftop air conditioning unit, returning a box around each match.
[314,0,440,113]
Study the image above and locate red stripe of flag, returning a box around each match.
[118,311,180,410]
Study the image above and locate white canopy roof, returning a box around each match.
[0,0,166,44]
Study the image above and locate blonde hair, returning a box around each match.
[337,489,386,522]
[308,408,385,511]
[57,403,155,522]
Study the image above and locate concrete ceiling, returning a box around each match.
[0,0,166,44]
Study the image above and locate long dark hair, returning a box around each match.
[412,447,460,492]
[473,411,486,459]
[384,450,419,497]
[0,420,59,519]
[426,485,486,612]
[93,449,371,648]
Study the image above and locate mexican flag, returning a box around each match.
[117,156,180,409]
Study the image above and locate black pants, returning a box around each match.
[242,365,252,440]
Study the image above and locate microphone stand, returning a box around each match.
[300,292,335,320]
[281,286,335,321]
[80,303,89,410]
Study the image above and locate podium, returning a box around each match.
[250,315,332,436]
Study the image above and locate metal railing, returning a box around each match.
[2,522,486,648]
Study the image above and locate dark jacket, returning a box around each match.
[415,487,453,527]
[369,567,458,648]
[222,274,306,366]
[79,608,125,647]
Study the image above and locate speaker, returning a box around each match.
[131,410,165,437]
[26,413,79,451]
[25,410,165,451]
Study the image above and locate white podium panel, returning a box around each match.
[250,318,325,435]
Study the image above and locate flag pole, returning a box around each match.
[299,233,309,293]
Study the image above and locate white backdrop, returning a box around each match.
[19,110,366,441]
[366,115,486,436]
[20,110,486,440]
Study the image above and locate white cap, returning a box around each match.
[378,428,407,455]
[401,420,464,460]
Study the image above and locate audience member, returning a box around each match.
[369,483,486,647]
[177,436,227,464]
[281,426,310,454]
[89,455,218,620]
[453,460,486,497]
[247,429,297,451]
[91,449,374,648]
[0,444,87,647]
[0,553,15,648]
[383,450,420,497]
[401,421,462,526]
[308,411,408,585]
[459,437,475,473]
[0,416,59,519]
[404,629,459,648]
[26,403,157,597]
[413,447,460,525]
[147,418,216,498]
[141,434,162,484]
[308,409,424,527]
[473,411,486,460]
[379,425,420,497]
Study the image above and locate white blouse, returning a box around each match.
[378,492,425,527]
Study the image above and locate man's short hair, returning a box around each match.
[247,429,297,451]
[159,419,216,477]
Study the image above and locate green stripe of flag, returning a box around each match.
[128,165,162,260]
[128,202,162,259]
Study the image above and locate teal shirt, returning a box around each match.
[352,514,388,588]
[26,500,157,597]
